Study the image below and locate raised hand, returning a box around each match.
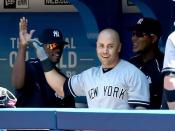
[19,17,35,46]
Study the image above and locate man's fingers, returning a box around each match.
[19,17,27,33]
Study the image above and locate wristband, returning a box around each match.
[42,58,54,72]
[164,89,175,102]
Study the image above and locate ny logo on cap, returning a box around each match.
[137,18,144,24]
[53,30,60,38]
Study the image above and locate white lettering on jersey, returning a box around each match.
[104,86,127,99]
[88,87,98,100]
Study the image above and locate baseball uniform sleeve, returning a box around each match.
[127,67,150,108]
[162,31,175,74]
[64,72,86,97]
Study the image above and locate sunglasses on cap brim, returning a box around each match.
[46,43,62,50]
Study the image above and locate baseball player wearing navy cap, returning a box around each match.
[33,28,150,109]
[162,31,175,109]
[128,17,164,109]
[11,17,75,107]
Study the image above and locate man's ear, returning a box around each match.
[118,42,122,53]
[150,34,158,43]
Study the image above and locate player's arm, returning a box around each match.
[164,73,175,109]
[162,32,175,109]
[129,103,148,110]
[44,68,66,97]
[128,67,150,110]
[11,42,26,89]
[11,17,34,89]
[135,106,147,110]
[32,41,67,97]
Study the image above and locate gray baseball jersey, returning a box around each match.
[162,31,175,73]
[68,59,150,109]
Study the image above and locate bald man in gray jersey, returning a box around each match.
[33,28,150,109]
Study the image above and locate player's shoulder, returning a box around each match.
[26,58,41,64]
[26,58,42,71]
[168,31,175,40]
[84,66,100,73]
[120,59,137,68]
[129,54,141,61]
[129,55,142,66]
[120,59,144,73]
[80,66,101,76]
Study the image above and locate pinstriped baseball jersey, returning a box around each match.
[68,59,150,109]
[162,31,175,73]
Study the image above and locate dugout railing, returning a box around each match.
[0,108,174,131]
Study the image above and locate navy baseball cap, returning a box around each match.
[39,28,68,45]
[129,17,161,36]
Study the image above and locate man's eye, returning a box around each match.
[98,45,104,48]
[108,45,114,49]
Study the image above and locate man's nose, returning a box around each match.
[103,47,109,53]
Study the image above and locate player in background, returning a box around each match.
[162,31,175,109]
[32,28,150,109]
[11,17,75,107]
[128,17,164,109]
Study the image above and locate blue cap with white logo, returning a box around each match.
[129,17,161,36]
[39,28,68,45]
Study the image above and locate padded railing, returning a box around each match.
[0,108,175,131]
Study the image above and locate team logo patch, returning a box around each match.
[137,18,144,24]
[53,30,60,38]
